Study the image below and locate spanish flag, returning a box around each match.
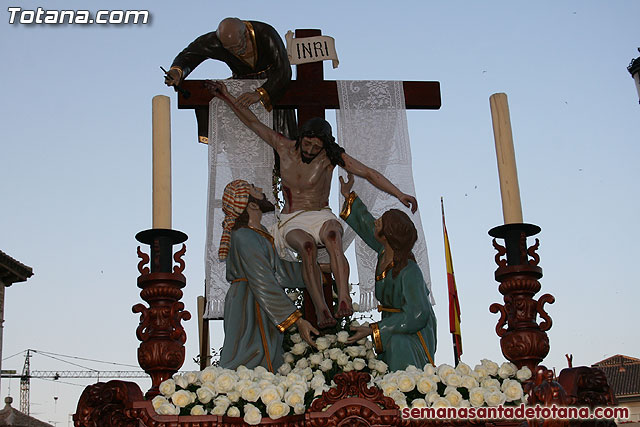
[441,197,463,364]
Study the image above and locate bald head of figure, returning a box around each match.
[217,18,248,56]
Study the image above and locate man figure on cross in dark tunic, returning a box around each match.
[164,17,296,143]
[208,80,418,329]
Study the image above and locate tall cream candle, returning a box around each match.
[490,93,523,224]
[152,95,171,229]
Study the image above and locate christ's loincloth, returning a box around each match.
[270,208,340,261]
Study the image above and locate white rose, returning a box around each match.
[481,378,501,389]
[325,334,337,344]
[411,398,428,408]
[286,372,304,387]
[267,401,290,420]
[296,358,309,369]
[254,366,268,376]
[337,331,350,343]
[310,375,326,389]
[425,391,440,404]
[309,353,324,366]
[516,366,532,381]
[416,376,436,394]
[437,364,456,382]
[156,401,179,415]
[152,395,169,410]
[260,386,281,405]
[461,375,479,390]
[337,354,349,366]
[484,390,507,407]
[261,371,276,381]
[227,406,241,417]
[469,387,485,407]
[173,374,189,389]
[445,389,463,407]
[211,405,227,415]
[291,333,302,344]
[294,403,306,415]
[432,397,451,408]
[171,390,195,408]
[196,386,216,404]
[481,359,499,376]
[235,379,252,393]
[455,362,472,376]
[319,359,333,372]
[381,381,399,395]
[345,346,362,358]
[315,337,330,351]
[444,373,462,387]
[423,364,436,376]
[498,362,518,379]
[343,361,354,372]
[199,367,218,383]
[389,390,407,406]
[473,364,489,379]
[184,371,199,385]
[314,385,329,396]
[328,348,342,360]
[501,379,524,402]
[243,404,262,425]
[284,389,305,407]
[283,352,295,364]
[158,379,176,397]
[291,342,307,356]
[214,395,232,410]
[278,363,292,376]
[241,385,260,402]
[353,358,366,371]
[214,372,236,393]
[366,350,376,360]
[190,405,206,416]
[396,374,416,392]
[227,390,240,402]
[375,360,388,374]
[302,366,313,380]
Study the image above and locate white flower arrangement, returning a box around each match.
[373,362,532,411]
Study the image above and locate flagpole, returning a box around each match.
[441,197,462,366]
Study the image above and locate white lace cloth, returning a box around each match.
[204,79,434,319]
[336,81,434,310]
[204,79,275,319]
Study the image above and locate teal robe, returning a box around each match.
[342,195,437,371]
[220,226,304,372]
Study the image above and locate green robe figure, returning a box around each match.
[220,226,304,372]
[341,189,437,372]
[217,180,317,372]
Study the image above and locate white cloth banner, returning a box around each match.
[285,31,339,68]
[204,79,275,319]
[336,80,435,310]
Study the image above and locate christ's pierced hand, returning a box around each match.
[205,80,231,100]
[399,194,418,214]
[296,317,319,349]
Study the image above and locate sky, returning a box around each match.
[1,1,639,424]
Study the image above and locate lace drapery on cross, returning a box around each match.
[204,79,275,319]
[336,80,435,310]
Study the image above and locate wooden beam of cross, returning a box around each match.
[177,29,441,132]
[177,29,441,327]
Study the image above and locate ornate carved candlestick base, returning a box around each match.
[489,223,554,372]
[134,228,191,398]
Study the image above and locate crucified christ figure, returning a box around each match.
[208,80,418,328]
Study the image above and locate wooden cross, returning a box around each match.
[176,28,441,328]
